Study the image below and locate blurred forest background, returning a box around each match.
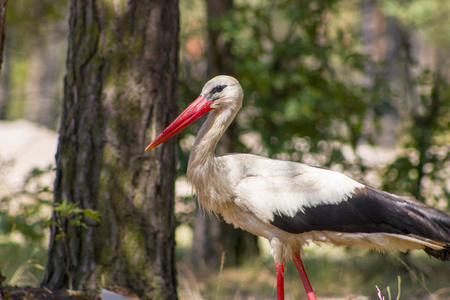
[0,0,449,299]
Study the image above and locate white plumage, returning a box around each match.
[146,75,450,300]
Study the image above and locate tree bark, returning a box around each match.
[190,0,259,269]
[0,0,6,72]
[206,0,233,78]
[43,0,179,299]
[24,29,64,129]
[0,0,7,118]
[0,42,9,120]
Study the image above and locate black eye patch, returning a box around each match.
[212,85,227,93]
[207,84,228,100]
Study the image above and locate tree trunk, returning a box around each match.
[24,28,64,129]
[0,0,7,118]
[0,42,9,119]
[206,0,233,78]
[0,0,6,72]
[43,1,179,299]
[190,0,259,269]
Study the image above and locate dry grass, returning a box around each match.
[177,247,450,300]
[1,239,449,299]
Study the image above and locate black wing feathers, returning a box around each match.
[271,186,450,244]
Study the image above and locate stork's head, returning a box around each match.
[200,75,243,110]
[145,75,243,151]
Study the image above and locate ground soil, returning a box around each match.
[0,286,99,300]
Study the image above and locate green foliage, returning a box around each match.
[4,0,68,60]
[0,162,101,241]
[52,200,101,233]
[2,0,68,123]
[381,73,450,204]
[223,0,374,158]
[5,0,67,31]
[47,189,101,290]
[0,165,53,242]
[177,0,450,207]
[0,165,54,286]
[382,0,450,48]
[0,241,47,286]
[179,0,375,165]
[0,163,100,287]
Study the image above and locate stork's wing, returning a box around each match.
[228,154,450,246]
[271,186,450,241]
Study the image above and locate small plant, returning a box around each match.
[51,200,101,240]
[48,200,101,290]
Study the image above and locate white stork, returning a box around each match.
[146,75,450,300]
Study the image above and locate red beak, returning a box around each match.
[145,95,213,151]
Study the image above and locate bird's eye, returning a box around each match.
[212,85,227,94]
[206,84,228,100]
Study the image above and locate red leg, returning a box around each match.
[293,253,317,300]
[276,262,285,300]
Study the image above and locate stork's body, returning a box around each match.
[146,76,450,300]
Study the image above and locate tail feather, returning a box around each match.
[357,187,450,260]
[425,245,450,261]
[363,187,450,244]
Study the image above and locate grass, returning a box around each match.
[1,238,449,299]
[0,240,47,286]
[178,246,450,300]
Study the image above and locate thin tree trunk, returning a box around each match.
[0,0,6,72]
[0,0,7,118]
[0,42,9,119]
[190,0,259,269]
[206,0,233,78]
[43,1,179,299]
